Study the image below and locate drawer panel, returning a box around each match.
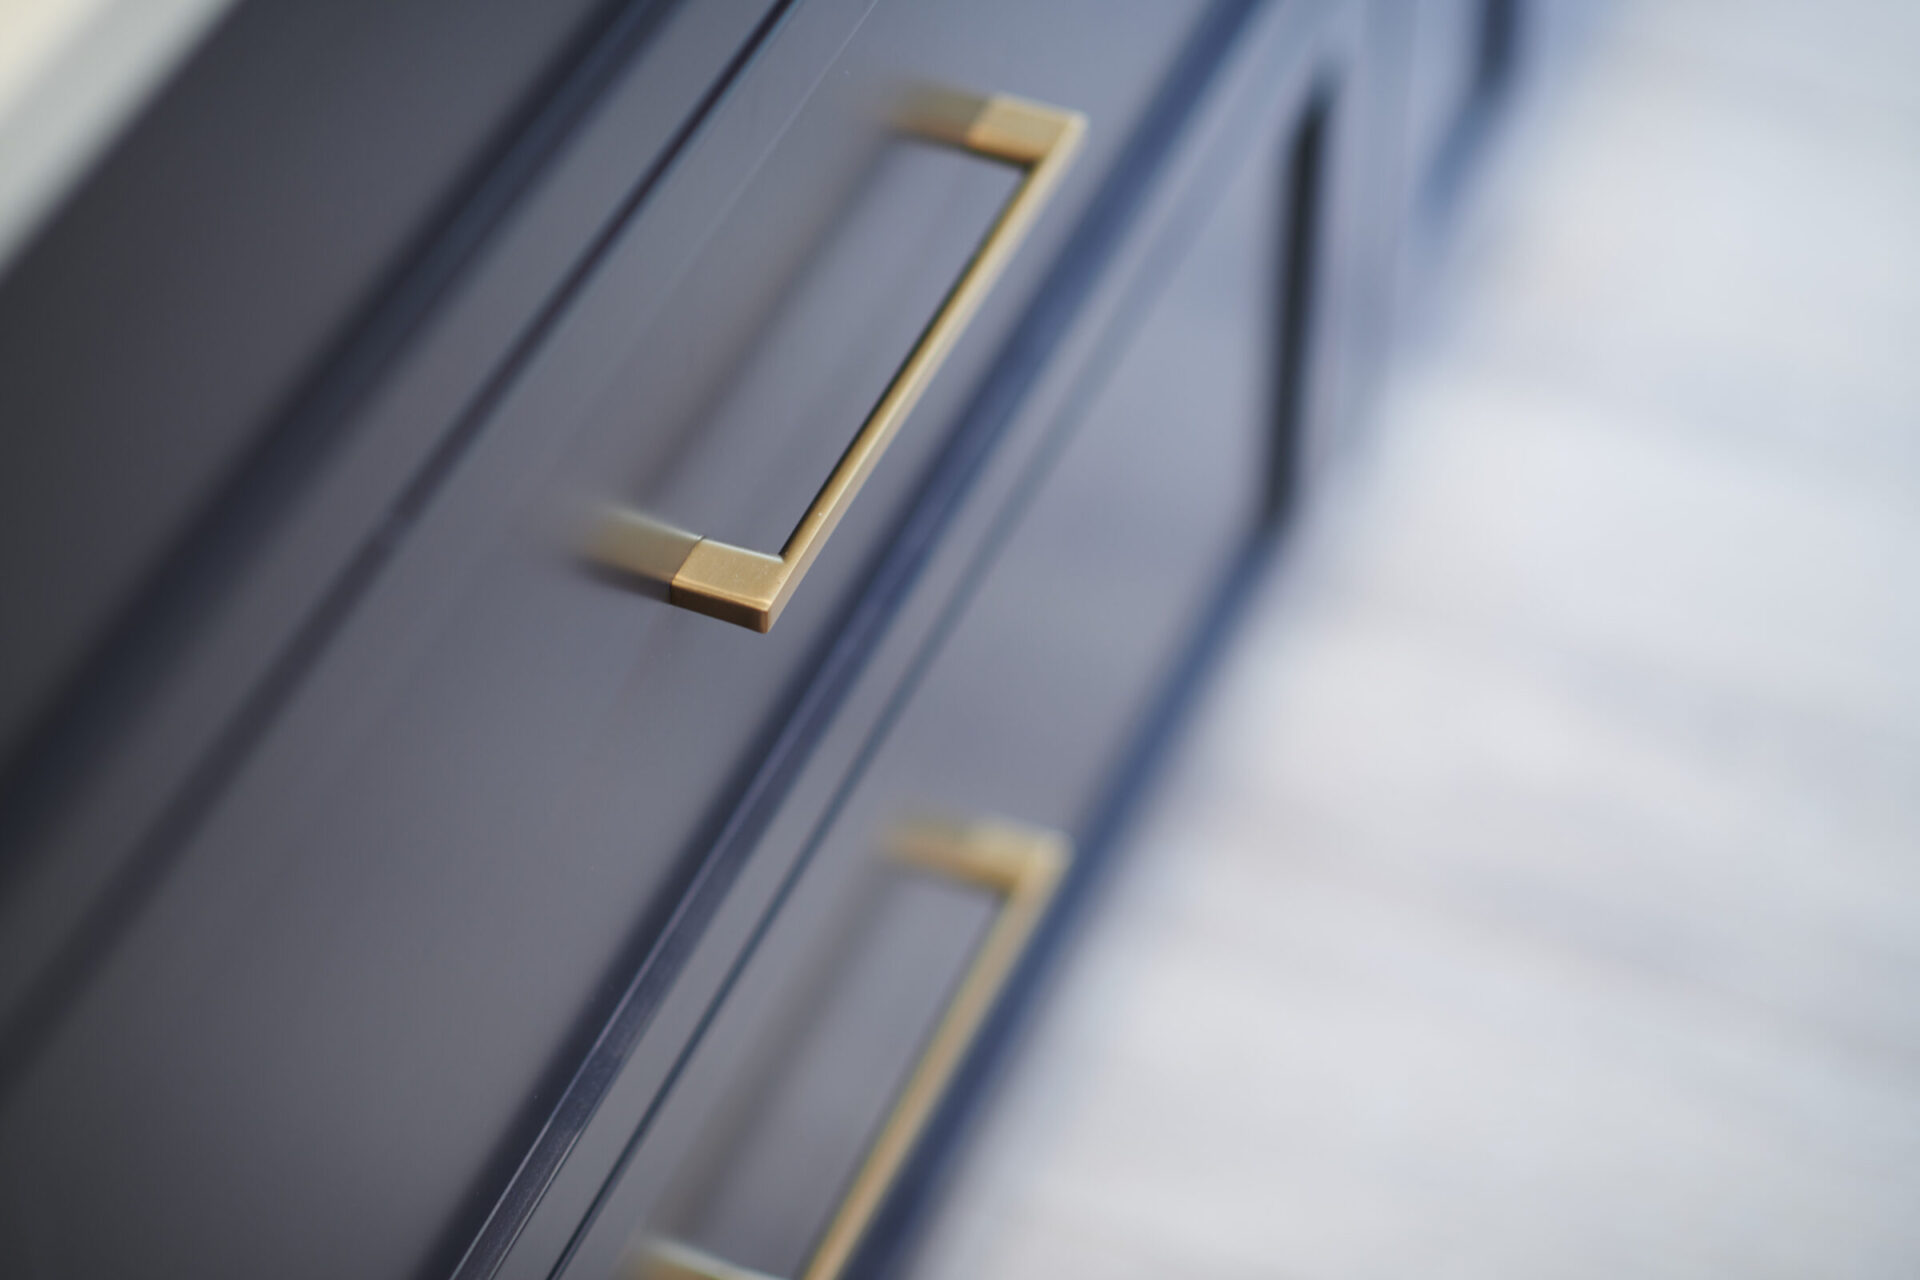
[0,0,787,1043]
[539,8,1350,1274]
[0,3,1214,1280]
[0,0,628,768]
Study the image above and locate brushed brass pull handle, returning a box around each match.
[594,92,1086,631]
[640,816,1071,1280]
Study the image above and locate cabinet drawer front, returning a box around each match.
[539,8,1355,1273]
[0,4,1214,1280]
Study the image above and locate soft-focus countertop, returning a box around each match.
[0,0,233,270]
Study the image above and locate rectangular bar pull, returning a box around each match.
[638,816,1069,1280]
[592,91,1085,632]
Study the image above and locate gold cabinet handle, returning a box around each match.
[642,816,1071,1280]
[593,92,1086,631]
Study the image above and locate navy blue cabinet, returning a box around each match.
[0,1,1556,1276]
